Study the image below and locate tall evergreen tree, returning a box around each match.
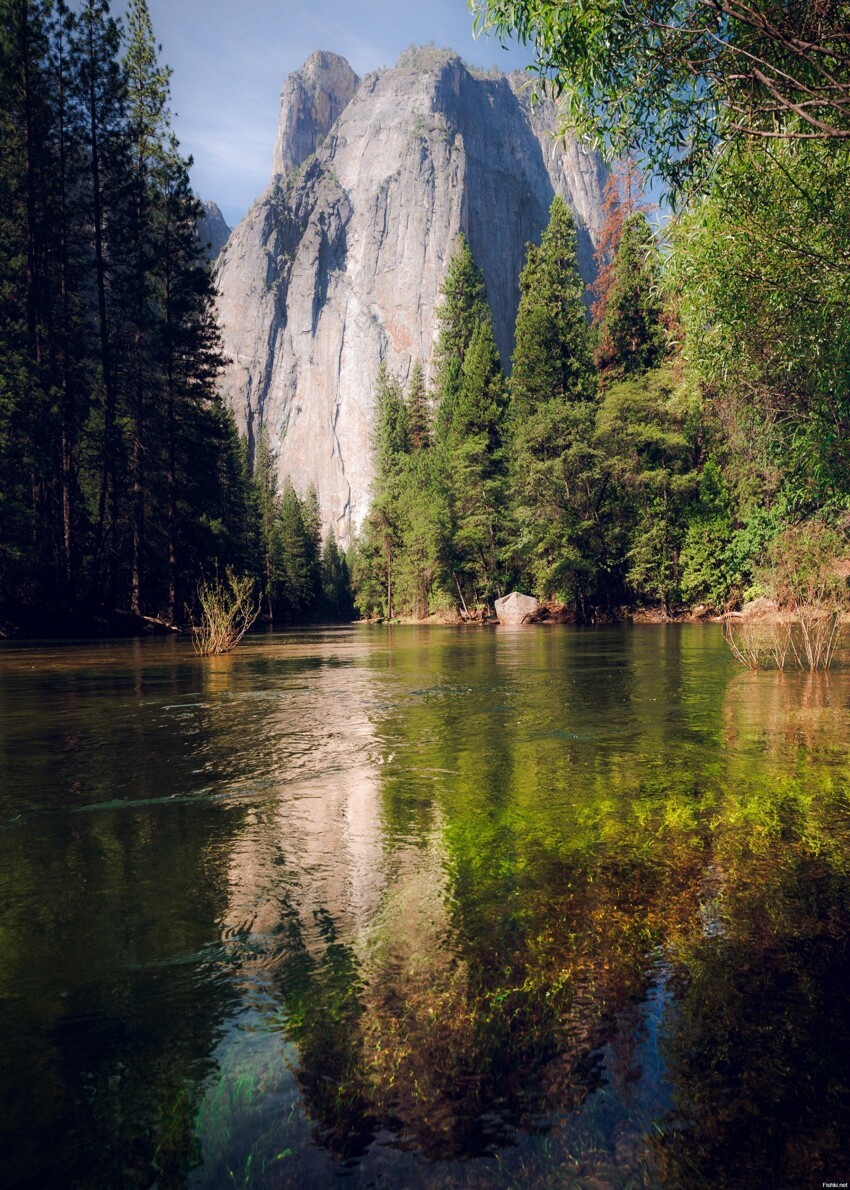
[595,212,665,382]
[302,483,323,613]
[433,234,489,441]
[449,317,507,606]
[278,480,310,620]
[72,0,126,597]
[510,197,595,421]
[0,0,57,609]
[122,0,170,613]
[320,528,354,621]
[507,197,599,605]
[0,0,251,630]
[406,359,430,451]
[252,426,282,619]
[362,362,410,618]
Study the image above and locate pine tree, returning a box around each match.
[278,481,310,619]
[320,528,354,621]
[0,0,57,610]
[507,197,599,606]
[510,197,595,421]
[590,155,653,325]
[433,234,490,441]
[595,212,665,382]
[48,2,88,596]
[0,0,238,629]
[449,317,507,606]
[364,362,410,617]
[122,0,171,613]
[302,484,323,613]
[406,359,430,451]
[252,426,283,619]
[72,0,127,598]
[153,133,226,620]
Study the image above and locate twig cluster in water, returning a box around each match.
[192,570,259,656]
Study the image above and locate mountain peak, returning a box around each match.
[272,50,359,179]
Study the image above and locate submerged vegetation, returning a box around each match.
[7,628,850,1184]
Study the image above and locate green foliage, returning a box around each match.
[433,233,490,441]
[0,0,253,626]
[320,529,354,621]
[471,0,850,190]
[506,198,600,606]
[595,212,666,382]
[355,238,508,619]
[406,359,430,451]
[509,197,595,421]
[672,139,850,516]
[595,366,699,612]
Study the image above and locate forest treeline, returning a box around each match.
[353,144,850,621]
[0,0,351,632]
[3,1,850,631]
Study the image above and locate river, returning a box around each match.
[1,624,849,1186]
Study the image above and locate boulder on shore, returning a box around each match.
[495,592,540,625]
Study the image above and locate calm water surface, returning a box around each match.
[1,625,849,1187]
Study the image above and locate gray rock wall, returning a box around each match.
[214,47,607,543]
[199,200,231,260]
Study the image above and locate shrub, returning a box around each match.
[192,570,259,655]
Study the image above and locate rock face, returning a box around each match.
[198,200,231,260]
[215,46,608,543]
[272,50,360,179]
[495,592,540,625]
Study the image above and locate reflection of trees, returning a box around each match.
[255,626,850,1183]
[0,641,242,1186]
[657,847,850,1186]
[33,627,844,1182]
[651,669,850,1185]
[240,627,716,1176]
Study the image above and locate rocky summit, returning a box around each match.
[214,46,607,543]
[199,200,231,261]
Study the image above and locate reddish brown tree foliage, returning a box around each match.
[590,157,654,326]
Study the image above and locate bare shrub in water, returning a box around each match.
[723,615,795,671]
[725,524,848,671]
[192,570,259,655]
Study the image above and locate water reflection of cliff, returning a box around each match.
[209,627,850,1185]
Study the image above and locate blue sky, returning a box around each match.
[128,1,534,228]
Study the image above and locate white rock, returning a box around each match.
[495,592,540,625]
[214,48,608,545]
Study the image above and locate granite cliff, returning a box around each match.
[214,47,607,541]
[199,200,231,260]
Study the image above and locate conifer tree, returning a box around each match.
[302,484,323,612]
[590,156,653,325]
[449,317,507,605]
[595,212,665,382]
[510,197,595,421]
[321,528,354,620]
[278,480,310,619]
[507,197,599,604]
[252,427,282,619]
[0,0,248,628]
[123,0,170,613]
[433,234,490,441]
[0,0,57,608]
[406,359,430,451]
[73,0,127,596]
[363,362,410,618]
